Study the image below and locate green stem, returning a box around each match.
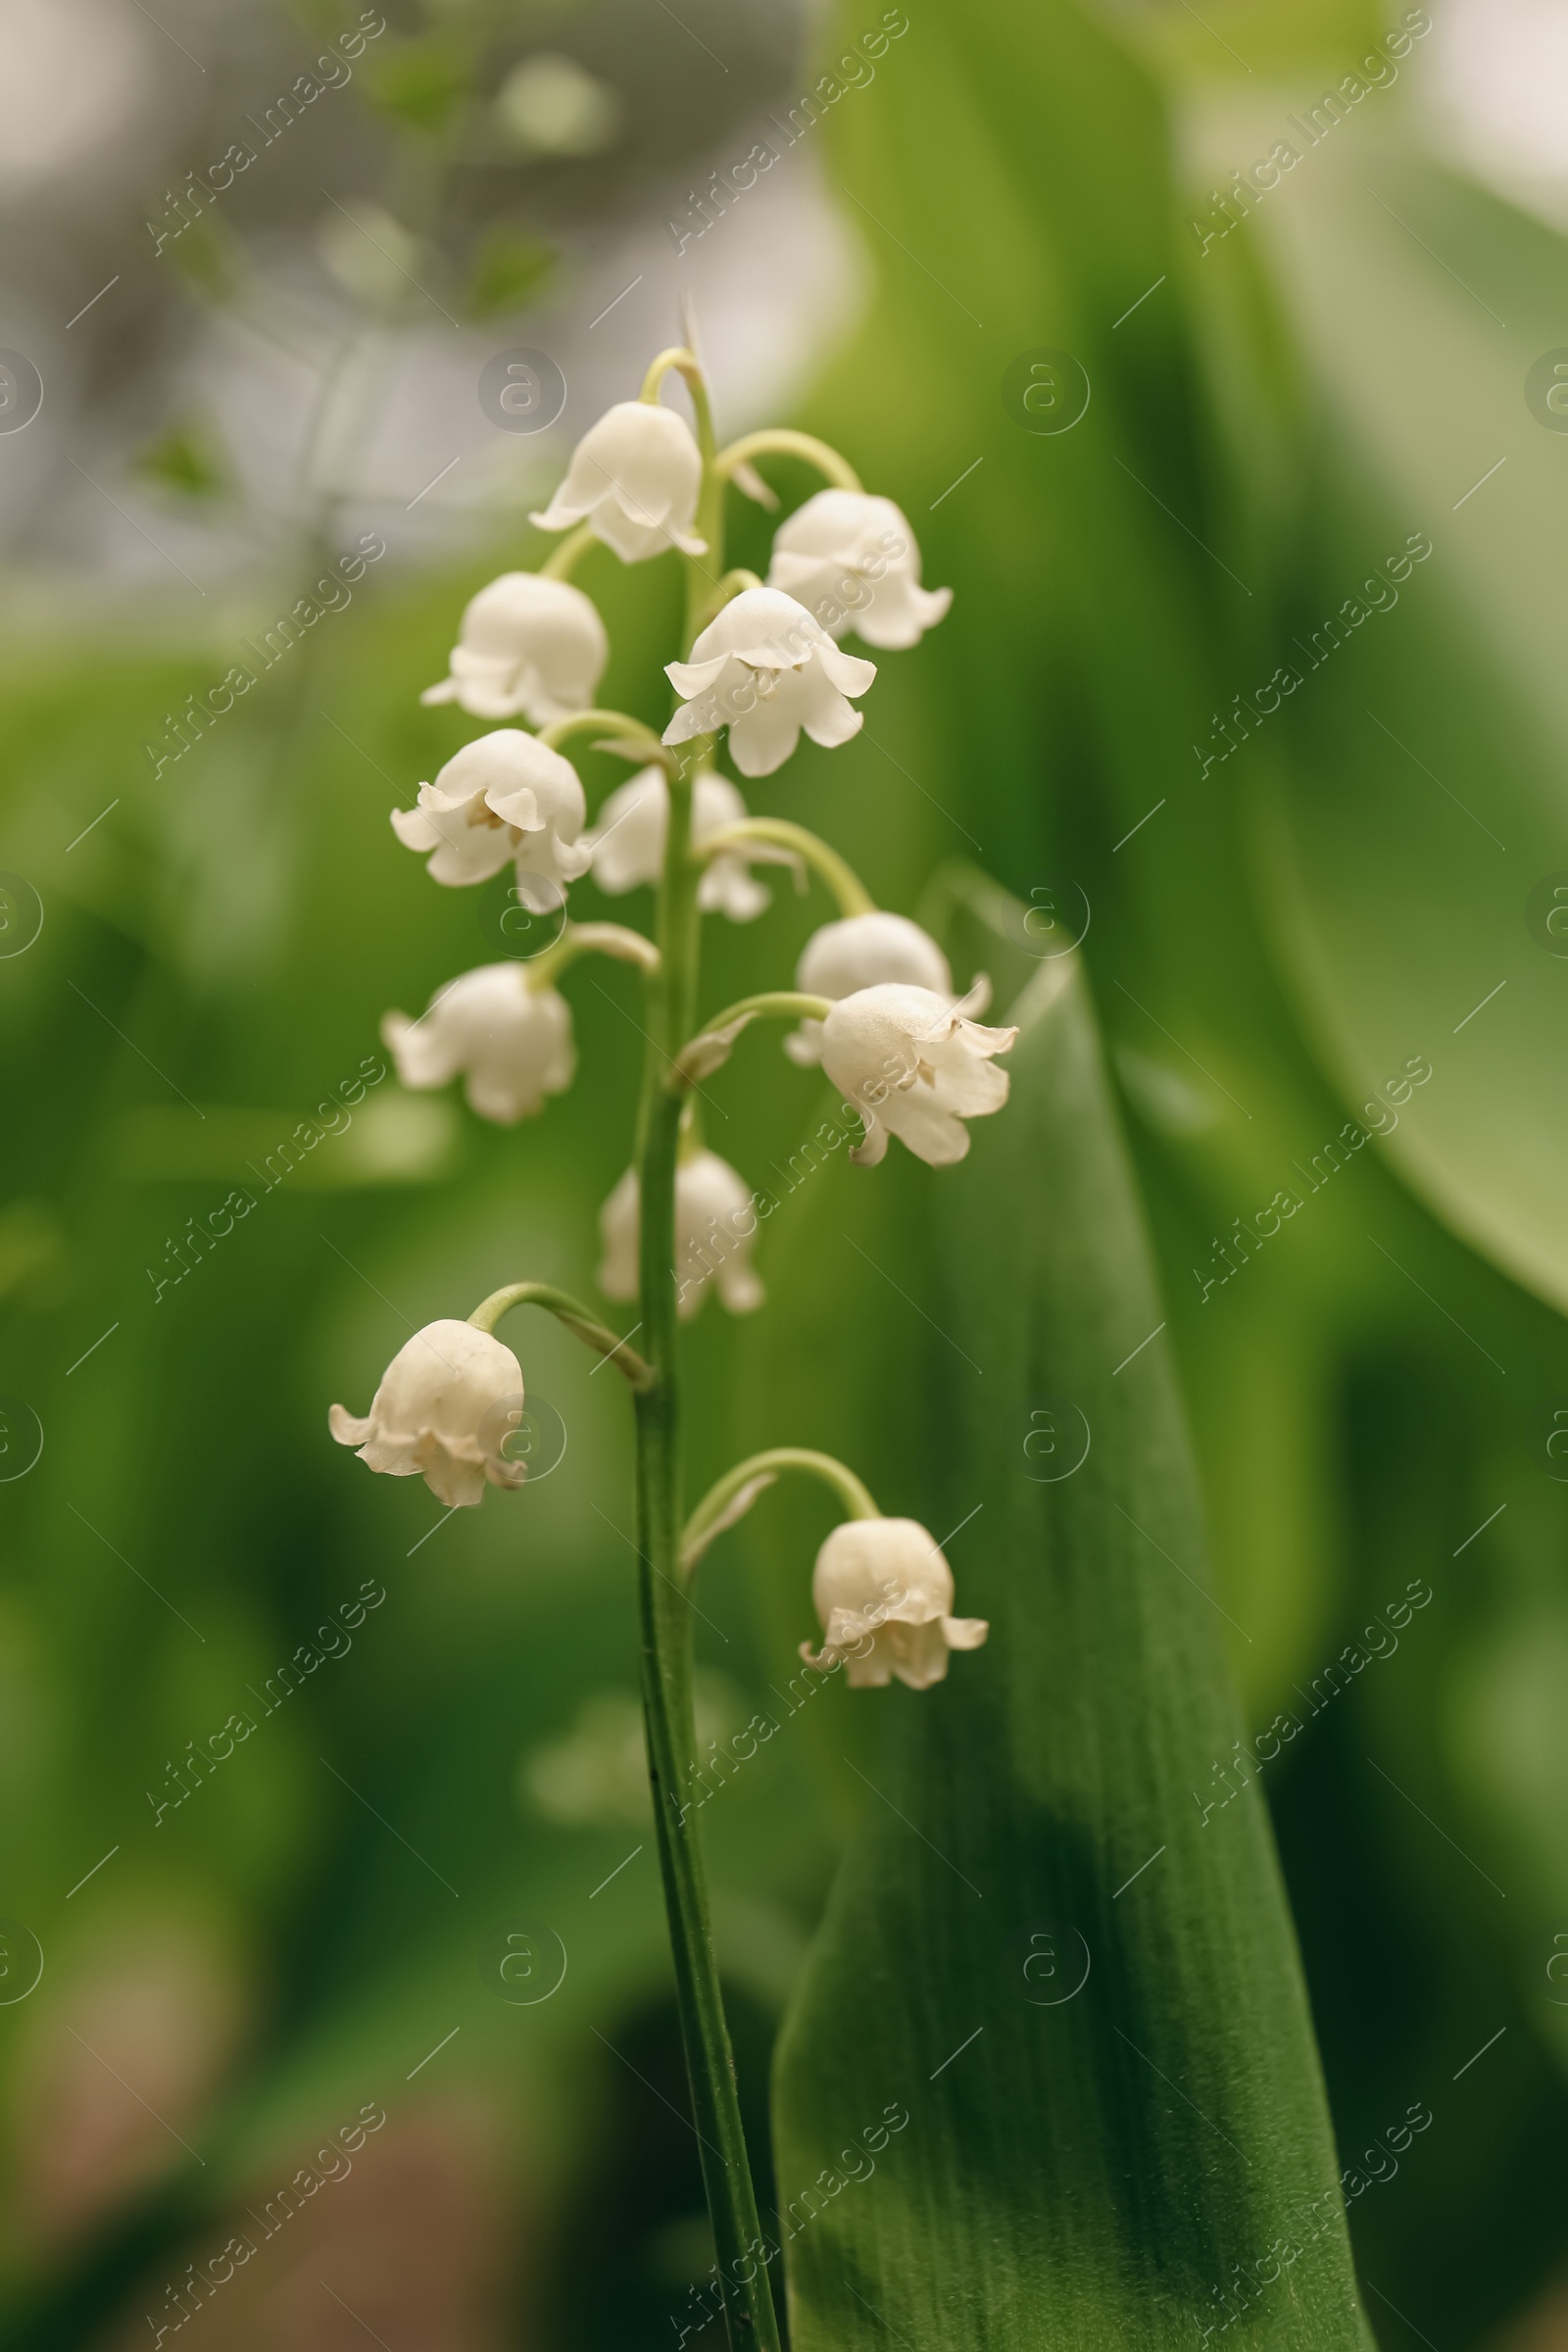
[682,1447,881,1578]
[538,709,675,767]
[667,993,834,1092]
[527,921,660,986]
[698,819,875,918]
[539,520,596,580]
[466,1282,653,1390]
[714,428,862,493]
[632,354,782,2352]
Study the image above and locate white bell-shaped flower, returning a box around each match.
[598,1150,763,1320]
[382,964,574,1124]
[820,983,1018,1166]
[785,910,963,1066]
[662,587,876,779]
[391,729,592,891]
[800,1517,988,1690]
[419,571,608,724]
[530,400,706,563]
[767,490,953,649]
[329,1320,525,1508]
[587,766,775,922]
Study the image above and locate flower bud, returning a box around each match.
[391,729,591,891]
[662,587,875,778]
[382,965,574,1124]
[329,1321,525,1508]
[420,571,608,724]
[801,1517,988,1689]
[531,400,706,563]
[785,911,961,1065]
[819,984,1018,1166]
[588,766,778,922]
[767,490,952,648]
[598,1151,764,1320]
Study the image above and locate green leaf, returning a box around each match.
[132,416,230,502]
[1242,148,1568,1316]
[771,947,1374,2347]
[359,38,469,135]
[463,222,556,320]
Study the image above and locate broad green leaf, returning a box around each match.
[771,952,1373,2348]
[1227,138,1568,1313]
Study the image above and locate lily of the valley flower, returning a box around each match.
[419,571,608,724]
[598,1150,763,1320]
[329,1320,525,1507]
[531,399,707,563]
[819,982,1018,1166]
[382,964,574,1124]
[767,490,953,649]
[391,729,592,891]
[800,1516,988,1689]
[588,766,781,923]
[785,910,969,1066]
[663,586,876,778]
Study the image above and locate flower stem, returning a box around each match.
[466,1282,653,1389]
[667,993,834,1092]
[682,1447,881,1577]
[632,350,782,2352]
[539,520,596,580]
[528,921,660,985]
[698,818,875,918]
[714,428,863,493]
[538,709,675,766]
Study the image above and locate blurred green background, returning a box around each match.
[2,0,1567,2341]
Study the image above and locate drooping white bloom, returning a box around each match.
[820,983,1018,1166]
[663,587,876,779]
[530,400,706,563]
[800,1517,989,1690]
[767,491,953,649]
[587,766,776,922]
[419,571,608,724]
[382,965,574,1124]
[391,729,592,891]
[785,910,965,1066]
[329,1320,525,1508]
[597,1150,764,1320]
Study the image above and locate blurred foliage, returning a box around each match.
[465,221,558,319]
[131,421,233,507]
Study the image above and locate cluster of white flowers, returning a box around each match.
[334,362,1001,1684]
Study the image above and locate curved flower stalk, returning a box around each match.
[328,338,1016,2352]
[679,1449,988,1689]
